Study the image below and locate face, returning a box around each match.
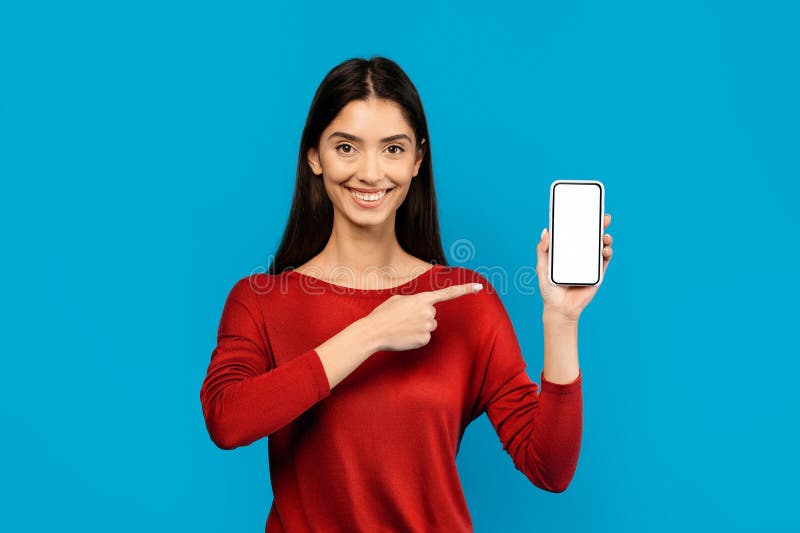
[307,97,425,228]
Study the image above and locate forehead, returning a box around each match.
[325,98,414,139]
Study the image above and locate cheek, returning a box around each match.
[322,179,347,201]
[386,157,417,180]
[320,155,346,175]
[319,155,350,180]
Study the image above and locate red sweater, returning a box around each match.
[199,264,582,532]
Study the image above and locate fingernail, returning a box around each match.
[540,228,547,239]
[472,283,484,292]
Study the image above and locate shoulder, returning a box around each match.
[226,272,286,302]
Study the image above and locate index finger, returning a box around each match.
[424,282,484,304]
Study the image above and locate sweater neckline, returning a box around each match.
[285,263,443,297]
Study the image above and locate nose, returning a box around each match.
[356,150,382,184]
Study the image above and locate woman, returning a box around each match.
[200,56,614,532]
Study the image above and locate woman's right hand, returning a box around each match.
[364,283,483,351]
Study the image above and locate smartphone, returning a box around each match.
[548,180,605,286]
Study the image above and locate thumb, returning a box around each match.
[536,228,549,280]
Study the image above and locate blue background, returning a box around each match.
[2,0,798,531]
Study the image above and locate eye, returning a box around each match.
[386,144,405,154]
[335,143,355,154]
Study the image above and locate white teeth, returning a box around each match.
[350,189,389,201]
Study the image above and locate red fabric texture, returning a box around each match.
[200,264,582,532]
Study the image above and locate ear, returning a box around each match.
[307,146,323,176]
[412,138,426,177]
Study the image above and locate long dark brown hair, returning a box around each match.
[267,56,448,274]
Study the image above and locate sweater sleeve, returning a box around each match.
[471,282,583,493]
[199,277,332,450]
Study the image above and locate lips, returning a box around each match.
[346,186,395,208]
[346,187,393,194]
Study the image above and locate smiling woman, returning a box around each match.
[200,56,611,533]
[269,57,446,283]
[307,104,422,213]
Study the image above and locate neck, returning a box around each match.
[319,211,410,274]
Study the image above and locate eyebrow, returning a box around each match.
[327,131,413,144]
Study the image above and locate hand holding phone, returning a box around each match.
[548,180,605,286]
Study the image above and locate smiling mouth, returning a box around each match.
[345,187,394,201]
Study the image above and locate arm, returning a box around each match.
[199,277,380,450]
[474,283,583,493]
[485,369,582,493]
[542,311,579,384]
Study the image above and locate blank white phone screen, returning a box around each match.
[551,183,603,285]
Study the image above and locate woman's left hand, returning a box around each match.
[536,213,614,322]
